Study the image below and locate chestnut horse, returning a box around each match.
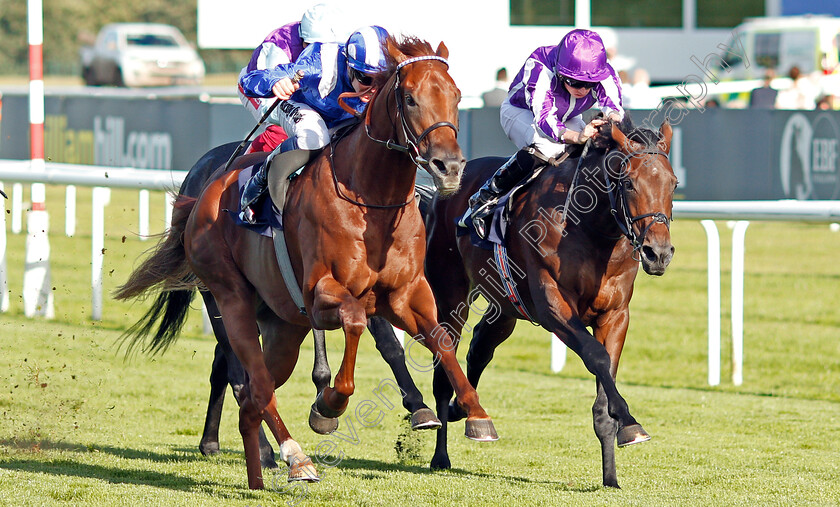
[165,141,439,469]
[116,36,496,489]
[424,118,676,488]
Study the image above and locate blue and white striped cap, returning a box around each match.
[345,25,389,74]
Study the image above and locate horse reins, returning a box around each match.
[330,54,458,209]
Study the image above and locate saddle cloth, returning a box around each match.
[229,164,284,237]
[456,166,544,249]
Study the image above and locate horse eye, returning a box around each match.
[404,93,416,107]
[623,179,635,192]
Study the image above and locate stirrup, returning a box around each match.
[239,207,257,225]
[239,188,266,225]
[472,214,490,239]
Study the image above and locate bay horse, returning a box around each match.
[424,117,676,488]
[169,141,439,468]
[116,35,497,489]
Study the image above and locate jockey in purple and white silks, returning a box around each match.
[237,3,347,153]
[238,25,390,223]
[465,29,626,239]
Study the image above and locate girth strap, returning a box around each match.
[271,227,306,315]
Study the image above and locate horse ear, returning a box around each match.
[436,41,449,60]
[387,37,407,64]
[611,122,643,154]
[657,120,673,154]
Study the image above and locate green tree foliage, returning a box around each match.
[0,0,198,74]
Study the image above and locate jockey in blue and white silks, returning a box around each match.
[465,29,626,239]
[238,25,390,222]
[237,4,347,153]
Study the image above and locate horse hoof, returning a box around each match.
[430,454,451,470]
[314,390,344,418]
[464,418,499,442]
[447,400,467,422]
[260,453,279,469]
[199,441,219,456]
[288,456,320,482]
[617,423,651,447]
[410,408,441,430]
[309,403,339,435]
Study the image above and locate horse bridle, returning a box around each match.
[364,55,459,171]
[602,146,672,255]
[329,54,459,210]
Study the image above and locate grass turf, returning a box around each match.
[0,185,838,506]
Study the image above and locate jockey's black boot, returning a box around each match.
[240,147,320,224]
[239,161,269,224]
[466,148,542,239]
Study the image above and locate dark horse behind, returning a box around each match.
[423,116,676,488]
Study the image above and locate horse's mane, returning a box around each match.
[594,113,660,151]
[567,113,662,169]
[371,35,437,89]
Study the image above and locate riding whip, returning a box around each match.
[223,70,304,171]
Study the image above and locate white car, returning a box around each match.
[81,23,205,87]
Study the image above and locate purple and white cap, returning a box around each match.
[554,29,610,82]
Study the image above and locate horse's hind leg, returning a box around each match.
[260,314,318,482]
[368,316,440,430]
[201,293,277,468]
[199,342,227,457]
[448,312,518,422]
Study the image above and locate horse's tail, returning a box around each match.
[114,195,200,356]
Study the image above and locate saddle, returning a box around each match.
[229,120,361,236]
[457,148,576,249]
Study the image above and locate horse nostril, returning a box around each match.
[431,157,465,177]
[431,158,447,175]
[642,245,657,263]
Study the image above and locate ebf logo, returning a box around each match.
[780,113,840,199]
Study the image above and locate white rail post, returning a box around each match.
[65,184,76,237]
[139,189,150,240]
[731,221,749,386]
[700,220,721,386]
[551,334,567,372]
[23,184,53,318]
[0,182,8,311]
[91,186,111,320]
[12,182,23,234]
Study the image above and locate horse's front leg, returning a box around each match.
[308,327,337,434]
[592,309,650,487]
[392,282,497,442]
[532,284,650,452]
[367,316,440,430]
[308,277,367,430]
